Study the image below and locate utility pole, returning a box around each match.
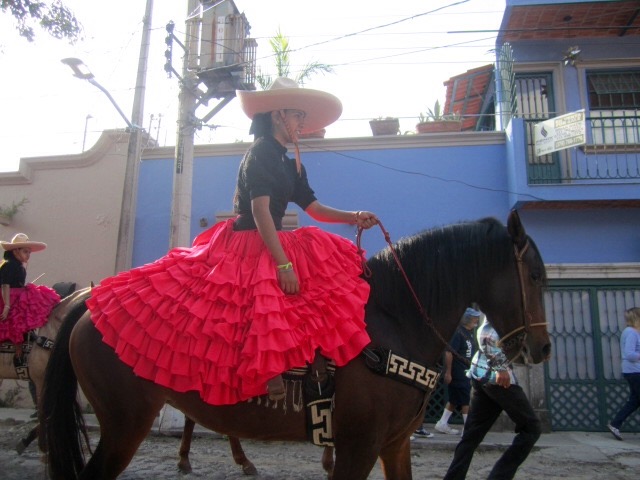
[114,0,154,272]
[169,0,200,249]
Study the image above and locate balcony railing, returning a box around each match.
[524,110,640,184]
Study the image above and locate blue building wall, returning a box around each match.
[132,133,640,269]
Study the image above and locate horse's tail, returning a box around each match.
[40,287,92,480]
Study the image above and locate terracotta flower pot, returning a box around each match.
[370,118,400,136]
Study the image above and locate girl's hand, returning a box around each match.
[355,211,379,230]
[277,269,300,295]
[1,305,9,321]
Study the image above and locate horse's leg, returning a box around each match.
[78,389,164,480]
[178,416,196,473]
[321,446,335,480]
[16,425,39,454]
[228,435,258,475]
[378,438,413,480]
[71,316,166,479]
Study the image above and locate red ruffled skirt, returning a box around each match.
[0,284,61,344]
[88,220,371,405]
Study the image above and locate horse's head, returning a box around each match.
[481,210,551,364]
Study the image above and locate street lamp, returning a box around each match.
[61,57,142,274]
[82,114,93,152]
[61,58,135,130]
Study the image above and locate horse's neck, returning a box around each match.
[37,307,63,342]
[365,304,460,368]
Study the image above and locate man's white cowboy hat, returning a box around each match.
[1,233,47,252]
[236,77,342,134]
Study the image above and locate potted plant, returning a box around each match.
[369,117,400,136]
[0,197,28,226]
[416,100,462,134]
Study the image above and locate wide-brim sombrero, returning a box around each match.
[1,233,47,252]
[237,77,342,134]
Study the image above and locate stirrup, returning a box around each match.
[13,353,27,369]
[267,375,285,401]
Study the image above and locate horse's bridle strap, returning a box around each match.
[497,323,548,348]
[497,240,537,354]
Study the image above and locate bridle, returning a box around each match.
[496,240,548,361]
[356,223,547,365]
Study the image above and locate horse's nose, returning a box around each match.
[542,342,552,360]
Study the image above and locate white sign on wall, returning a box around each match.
[534,110,586,156]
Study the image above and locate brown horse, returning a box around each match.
[0,284,80,406]
[41,211,551,480]
[0,285,86,453]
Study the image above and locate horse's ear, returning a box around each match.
[507,209,527,248]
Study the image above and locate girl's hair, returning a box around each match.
[249,112,273,138]
[624,307,640,328]
[3,250,14,260]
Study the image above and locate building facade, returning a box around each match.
[1,0,638,432]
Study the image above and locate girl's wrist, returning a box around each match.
[276,261,293,272]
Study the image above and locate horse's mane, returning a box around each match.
[365,217,543,322]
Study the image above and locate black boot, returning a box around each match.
[311,350,328,384]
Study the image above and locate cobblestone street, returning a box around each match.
[1,411,639,479]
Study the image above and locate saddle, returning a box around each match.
[1,330,54,376]
[251,356,336,447]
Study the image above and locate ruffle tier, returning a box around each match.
[88,219,371,405]
[0,284,61,343]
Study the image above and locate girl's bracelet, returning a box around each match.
[277,261,293,272]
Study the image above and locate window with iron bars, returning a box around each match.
[587,70,640,146]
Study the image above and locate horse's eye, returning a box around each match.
[530,271,542,285]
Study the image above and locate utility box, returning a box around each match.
[198,0,256,98]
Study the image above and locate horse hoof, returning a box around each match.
[177,461,192,474]
[15,439,27,455]
[242,462,258,475]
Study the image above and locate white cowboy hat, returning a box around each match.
[1,233,47,252]
[236,77,342,134]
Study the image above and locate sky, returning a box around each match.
[0,0,505,172]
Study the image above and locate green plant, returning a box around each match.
[0,197,28,219]
[255,29,334,90]
[419,100,461,122]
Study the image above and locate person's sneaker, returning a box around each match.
[413,427,434,438]
[435,421,460,435]
[607,423,623,441]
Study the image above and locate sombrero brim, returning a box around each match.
[1,241,47,252]
[236,88,342,134]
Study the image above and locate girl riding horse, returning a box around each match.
[86,78,379,405]
[0,233,60,364]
